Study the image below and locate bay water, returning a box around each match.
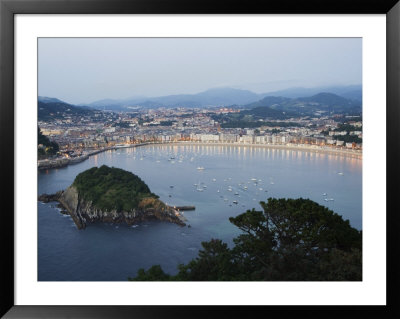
[38,144,362,281]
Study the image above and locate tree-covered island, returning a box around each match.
[38,166,361,281]
[130,198,362,281]
[38,165,186,229]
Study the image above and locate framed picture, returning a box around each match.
[1,0,399,318]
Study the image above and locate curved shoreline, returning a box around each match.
[38,141,361,170]
[168,142,362,159]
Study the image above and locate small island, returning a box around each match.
[38,165,187,229]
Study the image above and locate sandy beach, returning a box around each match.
[38,141,362,170]
[168,141,362,160]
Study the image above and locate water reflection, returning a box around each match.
[38,143,362,281]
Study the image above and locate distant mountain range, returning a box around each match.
[242,92,362,118]
[38,84,362,120]
[76,85,361,111]
[81,88,263,111]
[261,84,362,101]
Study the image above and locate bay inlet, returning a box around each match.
[38,144,362,281]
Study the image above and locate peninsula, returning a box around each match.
[38,165,186,229]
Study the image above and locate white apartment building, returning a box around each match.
[200,134,219,142]
[239,135,253,144]
[104,127,116,133]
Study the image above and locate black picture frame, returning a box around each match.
[1,0,399,318]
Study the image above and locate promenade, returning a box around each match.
[38,140,362,170]
[37,143,153,170]
[171,141,362,159]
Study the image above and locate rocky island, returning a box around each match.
[38,165,186,229]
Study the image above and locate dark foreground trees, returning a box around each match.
[129,198,362,281]
[38,127,59,158]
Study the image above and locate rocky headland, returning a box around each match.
[38,165,187,229]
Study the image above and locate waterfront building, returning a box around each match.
[219,133,237,143]
[239,135,254,144]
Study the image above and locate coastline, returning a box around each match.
[38,140,361,170]
[37,143,152,170]
[38,188,187,228]
[170,142,362,159]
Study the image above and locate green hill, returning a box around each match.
[72,165,158,212]
[38,100,94,121]
[244,92,361,116]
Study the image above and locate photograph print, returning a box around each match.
[37,37,362,282]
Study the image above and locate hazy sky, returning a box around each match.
[38,38,362,104]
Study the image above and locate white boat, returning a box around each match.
[197,167,205,170]
[338,172,344,175]
[251,178,257,181]
[322,193,327,196]
[212,178,217,182]
[233,200,238,204]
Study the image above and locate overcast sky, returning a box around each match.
[38,38,362,105]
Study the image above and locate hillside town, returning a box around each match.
[38,105,362,169]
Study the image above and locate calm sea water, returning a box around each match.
[38,144,362,281]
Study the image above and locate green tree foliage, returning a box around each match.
[175,239,237,281]
[73,165,158,212]
[334,123,360,132]
[130,198,362,281]
[335,135,362,144]
[330,123,362,144]
[38,127,59,158]
[128,265,171,281]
